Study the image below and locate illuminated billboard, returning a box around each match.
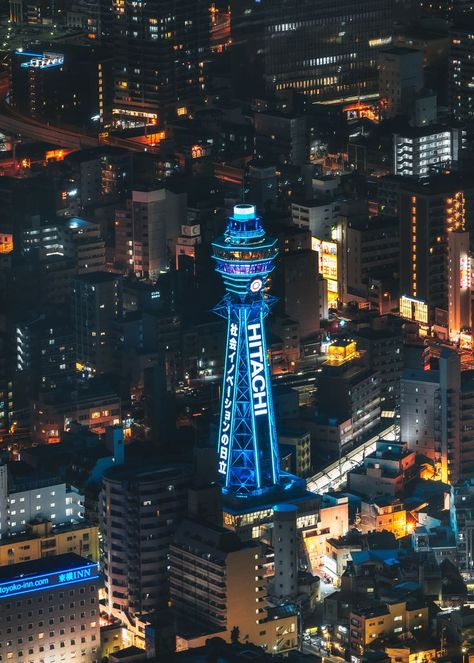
[0,562,99,600]
[312,237,338,305]
[17,51,64,69]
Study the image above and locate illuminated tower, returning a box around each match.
[212,204,280,498]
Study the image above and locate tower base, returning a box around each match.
[222,472,319,538]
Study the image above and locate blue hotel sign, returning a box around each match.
[0,564,99,599]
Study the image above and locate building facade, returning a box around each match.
[110,0,209,126]
[263,0,416,102]
[101,463,191,642]
[0,553,100,663]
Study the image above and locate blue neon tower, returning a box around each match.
[213,204,281,498]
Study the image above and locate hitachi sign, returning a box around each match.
[248,322,268,416]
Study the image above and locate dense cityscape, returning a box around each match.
[3,1,474,662]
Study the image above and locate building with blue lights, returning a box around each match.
[213,204,281,498]
[0,553,100,662]
[212,204,315,518]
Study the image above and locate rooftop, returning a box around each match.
[0,552,96,583]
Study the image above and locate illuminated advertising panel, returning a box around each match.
[18,51,64,69]
[399,295,428,324]
[312,237,338,304]
[0,563,99,600]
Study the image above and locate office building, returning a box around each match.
[110,0,209,126]
[101,463,191,643]
[65,0,112,41]
[378,47,424,118]
[244,161,278,212]
[452,482,474,576]
[0,553,100,663]
[263,0,415,102]
[0,333,13,443]
[0,461,84,536]
[33,379,122,443]
[73,272,122,375]
[11,44,113,127]
[278,429,311,478]
[393,126,465,177]
[169,518,298,653]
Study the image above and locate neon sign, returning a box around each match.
[0,563,98,600]
[460,255,470,289]
[18,52,64,69]
[218,319,239,477]
[248,322,268,417]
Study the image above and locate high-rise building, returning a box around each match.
[450,17,474,122]
[11,44,113,128]
[263,0,416,102]
[115,188,186,279]
[100,463,191,643]
[110,0,210,127]
[397,174,474,335]
[73,272,122,375]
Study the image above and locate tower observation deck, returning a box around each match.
[212,204,281,499]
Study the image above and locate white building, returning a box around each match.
[393,126,464,177]
[292,199,340,241]
[0,463,84,537]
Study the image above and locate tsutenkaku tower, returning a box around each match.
[212,204,281,498]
